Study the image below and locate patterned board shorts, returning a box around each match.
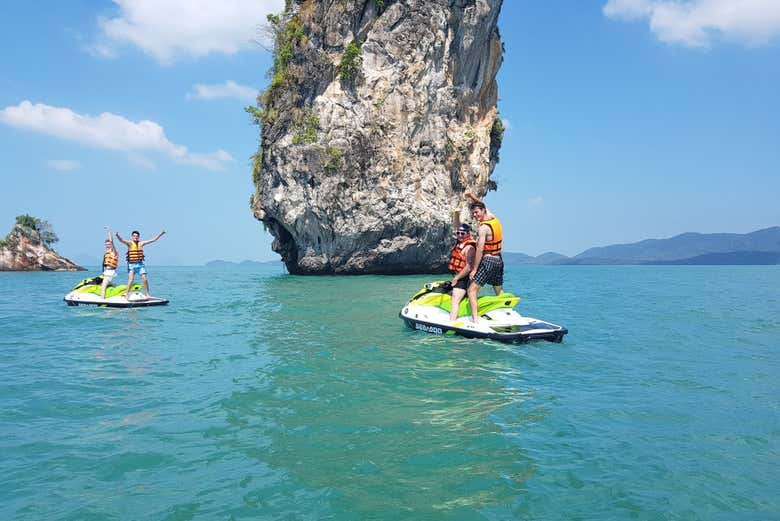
[127,262,147,275]
[472,255,504,287]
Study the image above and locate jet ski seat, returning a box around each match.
[409,281,520,318]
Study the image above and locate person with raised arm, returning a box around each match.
[99,225,119,300]
[465,193,504,323]
[447,208,476,322]
[115,229,166,299]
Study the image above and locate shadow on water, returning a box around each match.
[214,274,544,519]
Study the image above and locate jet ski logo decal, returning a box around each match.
[415,323,444,335]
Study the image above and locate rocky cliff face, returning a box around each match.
[250,0,503,274]
[0,225,84,271]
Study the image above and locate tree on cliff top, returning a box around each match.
[12,214,59,247]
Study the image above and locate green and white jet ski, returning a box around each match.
[64,276,169,307]
[399,281,567,343]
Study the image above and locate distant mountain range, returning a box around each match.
[504,226,780,265]
[203,227,780,267]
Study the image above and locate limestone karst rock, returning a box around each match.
[250,0,504,274]
[0,224,84,271]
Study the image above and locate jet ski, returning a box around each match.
[399,281,567,343]
[64,276,169,307]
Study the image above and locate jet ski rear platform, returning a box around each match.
[399,281,567,344]
[64,276,169,308]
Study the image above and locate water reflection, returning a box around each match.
[218,274,541,518]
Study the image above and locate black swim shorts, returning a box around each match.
[451,277,469,291]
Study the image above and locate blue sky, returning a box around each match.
[1,0,778,265]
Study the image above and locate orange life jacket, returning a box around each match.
[448,237,476,272]
[126,240,145,263]
[480,217,503,255]
[103,250,118,269]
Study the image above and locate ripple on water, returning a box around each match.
[0,266,779,520]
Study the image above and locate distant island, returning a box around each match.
[205,260,281,268]
[0,215,84,271]
[504,227,780,266]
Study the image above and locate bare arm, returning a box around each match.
[142,230,166,246]
[470,225,488,279]
[105,226,117,253]
[115,232,131,246]
[452,245,475,283]
[465,192,495,220]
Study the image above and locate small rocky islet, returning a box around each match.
[0,215,84,271]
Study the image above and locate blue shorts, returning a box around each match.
[127,262,147,275]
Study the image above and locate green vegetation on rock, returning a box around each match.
[292,113,320,144]
[339,41,362,82]
[251,151,263,186]
[252,6,307,117]
[268,15,305,92]
[3,214,59,248]
[244,105,264,125]
[490,117,505,147]
[322,147,343,174]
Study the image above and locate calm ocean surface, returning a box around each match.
[1,265,778,520]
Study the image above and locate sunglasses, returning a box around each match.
[456,231,468,235]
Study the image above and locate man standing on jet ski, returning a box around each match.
[465,193,504,323]
[448,210,476,322]
[99,225,119,300]
[116,229,166,299]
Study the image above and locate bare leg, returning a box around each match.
[100,277,110,299]
[125,271,135,298]
[493,285,503,295]
[449,288,466,321]
[467,282,481,323]
[141,273,151,298]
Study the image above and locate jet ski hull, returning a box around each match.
[399,281,567,344]
[64,291,169,307]
[64,276,168,307]
[399,306,566,344]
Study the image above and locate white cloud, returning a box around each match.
[604,0,780,47]
[93,0,285,64]
[528,196,544,207]
[187,80,258,102]
[127,153,157,171]
[1,101,234,171]
[501,118,511,131]
[46,159,82,171]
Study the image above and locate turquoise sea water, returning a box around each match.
[1,265,778,520]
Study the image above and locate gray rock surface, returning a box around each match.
[250,0,504,274]
[0,225,84,271]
